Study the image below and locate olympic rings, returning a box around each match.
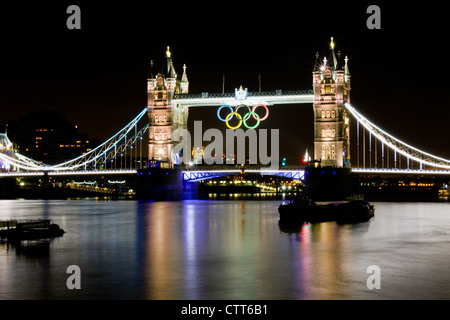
[235,105,252,120]
[252,104,269,121]
[217,105,234,122]
[217,104,269,129]
[243,112,260,129]
[225,112,242,130]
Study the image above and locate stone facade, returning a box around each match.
[313,39,351,168]
[147,47,189,167]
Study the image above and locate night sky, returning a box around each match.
[1,2,448,165]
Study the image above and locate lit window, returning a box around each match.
[87,148,92,151]
[321,130,326,138]
[321,111,325,118]
[60,145,64,148]
[331,111,335,118]
[326,111,330,118]
[331,129,335,137]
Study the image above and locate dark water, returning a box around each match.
[1,199,450,300]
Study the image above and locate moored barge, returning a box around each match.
[0,219,65,242]
[278,196,374,226]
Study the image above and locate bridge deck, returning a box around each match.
[352,168,450,175]
[1,168,449,180]
[173,90,314,106]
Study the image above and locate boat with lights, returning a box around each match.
[278,195,374,225]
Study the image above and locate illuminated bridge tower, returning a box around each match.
[147,47,189,168]
[313,37,351,168]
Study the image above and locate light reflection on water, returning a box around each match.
[0,199,450,299]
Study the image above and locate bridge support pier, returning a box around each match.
[135,168,197,200]
[0,177,18,199]
[304,166,353,201]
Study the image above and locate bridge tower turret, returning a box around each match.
[312,37,351,168]
[147,47,189,168]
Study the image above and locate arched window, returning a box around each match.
[326,146,331,160]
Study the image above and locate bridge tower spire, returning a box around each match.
[147,47,189,168]
[180,64,189,94]
[312,38,351,168]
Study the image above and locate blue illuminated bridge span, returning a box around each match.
[181,169,306,182]
[1,92,450,177]
[181,168,450,182]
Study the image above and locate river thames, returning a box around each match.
[0,198,449,300]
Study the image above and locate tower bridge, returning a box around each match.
[1,39,449,200]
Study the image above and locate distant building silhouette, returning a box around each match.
[2,109,100,164]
